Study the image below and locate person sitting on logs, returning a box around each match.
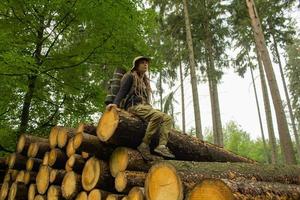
[106,56,175,160]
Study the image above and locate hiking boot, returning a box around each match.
[137,142,153,161]
[154,145,175,158]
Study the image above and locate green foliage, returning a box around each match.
[0,0,157,150]
[205,121,284,163]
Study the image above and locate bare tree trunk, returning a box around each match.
[246,0,296,164]
[159,72,163,111]
[179,60,186,133]
[250,66,270,163]
[256,47,278,164]
[271,33,300,159]
[182,0,203,139]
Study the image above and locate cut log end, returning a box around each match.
[97,108,119,141]
[24,171,31,184]
[75,191,88,200]
[16,170,25,183]
[73,133,83,149]
[26,158,33,171]
[57,127,69,148]
[28,184,36,200]
[49,148,57,166]
[42,152,49,166]
[145,162,183,200]
[186,179,234,200]
[110,147,129,177]
[16,134,26,153]
[87,189,101,200]
[8,153,16,169]
[49,126,60,148]
[128,187,144,200]
[34,195,46,200]
[47,185,62,200]
[115,171,127,192]
[82,157,100,191]
[106,194,125,200]
[0,182,9,200]
[36,165,50,195]
[62,171,81,199]
[66,138,75,157]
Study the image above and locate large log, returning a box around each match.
[115,171,146,193]
[26,157,42,171]
[61,171,82,200]
[49,148,68,169]
[81,157,114,191]
[49,169,67,185]
[36,165,51,195]
[186,178,300,200]
[73,132,115,160]
[8,153,28,170]
[28,142,51,159]
[16,134,48,155]
[8,182,28,200]
[57,127,76,149]
[28,184,37,200]
[97,108,255,163]
[47,185,63,200]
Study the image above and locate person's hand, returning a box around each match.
[106,104,118,111]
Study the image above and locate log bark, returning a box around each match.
[66,154,85,173]
[82,157,114,191]
[49,148,68,169]
[8,182,28,200]
[57,127,76,149]
[97,109,255,163]
[28,141,51,159]
[26,157,42,171]
[61,171,82,200]
[47,185,63,200]
[115,171,146,193]
[0,157,7,169]
[36,165,50,195]
[73,132,115,160]
[75,191,88,200]
[50,169,67,185]
[17,134,47,155]
[109,147,150,177]
[8,153,28,170]
[24,171,37,185]
[28,184,37,200]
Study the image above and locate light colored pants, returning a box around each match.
[128,104,172,145]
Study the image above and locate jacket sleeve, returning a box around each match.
[113,73,133,107]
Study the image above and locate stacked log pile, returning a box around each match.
[1,108,300,200]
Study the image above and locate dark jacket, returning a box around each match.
[113,73,148,109]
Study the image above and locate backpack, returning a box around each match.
[104,67,127,105]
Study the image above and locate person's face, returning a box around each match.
[136,59,149,74]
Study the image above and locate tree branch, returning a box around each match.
[0,73,28,76]
[43,34,113,73]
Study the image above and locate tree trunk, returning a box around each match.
[250,66,270,163]
[182,0,203,139]
[16,134,48,155]
[246,0,296,164]
[179,59,186,133]
[8,153,28,170]
[28,141,51,159]
[57,127,76,149]
[272,33,300,159]
[97,109,256,163]
[256,46,278,164]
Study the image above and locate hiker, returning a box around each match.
[106,56,175,160]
